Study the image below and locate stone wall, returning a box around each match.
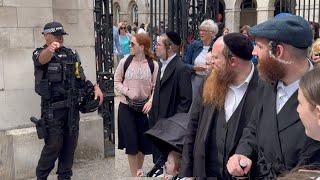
[0,0,97,130]
[0,1,105,179]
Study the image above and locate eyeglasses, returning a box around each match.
[156,42,164,47]
[120,27,126,30]
[199,29,212,32]
[130,41,138,47]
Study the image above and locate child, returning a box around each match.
[137,151,183,179]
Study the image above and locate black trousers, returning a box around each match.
[36,108,79,180]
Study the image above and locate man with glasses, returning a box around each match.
[150,31,192,168]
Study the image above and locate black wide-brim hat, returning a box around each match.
[145,113,190,156]
[42,21,68,36]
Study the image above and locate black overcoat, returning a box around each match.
[235,81,320,179]
[180,69,260,178]
[149,55,192,128]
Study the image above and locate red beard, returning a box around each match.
[202,64,236,108]
[257,56,286,84]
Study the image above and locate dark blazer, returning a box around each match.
[150,55,192,128]
[180,69,260,178]
[235,81,320,179]
[183,40,214,72]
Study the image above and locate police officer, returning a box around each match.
[32,21,103,180]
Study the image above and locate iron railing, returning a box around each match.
[94,0,115,157]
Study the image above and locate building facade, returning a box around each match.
[113,0,319,33]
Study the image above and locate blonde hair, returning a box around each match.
[311,38,320,55]
[169,151,182,171]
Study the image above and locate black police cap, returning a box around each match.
[249,15,312,49]
[42,21,68,36]
[223,33,253,60]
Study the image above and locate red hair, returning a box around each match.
[134,33,157,60]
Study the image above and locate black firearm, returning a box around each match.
[30,116,47,139]
[57,47,81,133]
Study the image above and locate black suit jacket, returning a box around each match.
[235,81,320,179]
[180,69,261,178]
[150,55,192,127]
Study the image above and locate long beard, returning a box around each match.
[202,65,236,109]
[257,56,286,84]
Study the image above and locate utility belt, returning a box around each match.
[125,96,149,113]
[31,98,80,139]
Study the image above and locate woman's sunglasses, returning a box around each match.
[120,27,126,30]
[130,41,138,47]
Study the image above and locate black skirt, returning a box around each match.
[118,102,152,155]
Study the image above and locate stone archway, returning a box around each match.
[240,0,257,28]
[219,0,226,22]
[113,2,121,25]
[128,1,138,24]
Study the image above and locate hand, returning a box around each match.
[205,52,214,65]
[163,176,169,180]
[205,52,214,72]
[142,101,152,114]
[136,169,144,177]
[48,42,60,53]
[226,154,252,177]
[94,85,104,105]
[193,64,207,72]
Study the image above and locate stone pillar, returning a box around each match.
[256,6,275,24]
[225,8,241,32]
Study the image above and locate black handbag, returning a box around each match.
[125,96,149,112]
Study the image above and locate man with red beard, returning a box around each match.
[227,15,320,179]
[180,33,260,179]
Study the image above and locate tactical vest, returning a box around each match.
[33,46,86,103]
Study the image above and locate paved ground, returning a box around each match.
[24,96,155,180]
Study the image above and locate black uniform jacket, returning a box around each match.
[235,80,320,179]
[180,69,261,178]
[149,55,192,127]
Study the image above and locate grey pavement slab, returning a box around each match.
[22,96,156,179]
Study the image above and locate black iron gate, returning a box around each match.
[148,0,220,51]
[275,0,319,23]
[92,0,319,157]
[94,0,115,157]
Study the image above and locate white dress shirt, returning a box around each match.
[160,54,176,80]
[194,46,210,76]
[225,63,254,122]
[276,60,314,113]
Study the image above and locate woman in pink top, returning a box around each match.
[114,33,159,176]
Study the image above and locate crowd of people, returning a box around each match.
[113,14,320,179]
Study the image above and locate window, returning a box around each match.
[241,0,256,9]
[114,3,120,25]
[131,4,138,24]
